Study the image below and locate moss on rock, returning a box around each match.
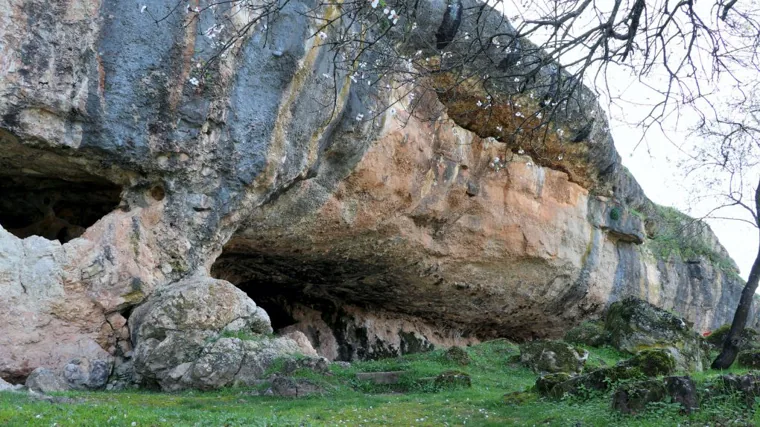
[604,297,706,372]
[443,347,471,366]
[564,321,608,347]
[519,340,588,374]
[705,324,759,349]
[623,349,676,377]
[737,349,760,369]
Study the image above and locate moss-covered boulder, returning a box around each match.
[534,373,572,395]
[519,340,588,374]
[622,349,676,377]
[611,379,667,414]
[705,324,759,350]
[737,349,760,368]
[605,297,706,371]
[564,321,608,347]
[536,349,676,399]
[443,347,471,366]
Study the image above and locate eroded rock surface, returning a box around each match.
[0,0,753,388]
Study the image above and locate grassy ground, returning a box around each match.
[1,340,757,426]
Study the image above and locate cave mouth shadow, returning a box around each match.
[0,174,122,243]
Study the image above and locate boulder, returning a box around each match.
[25,368,68,393]
[705,324,759,349]
[279,356,330,375]
[130,276,305,391]
[537,349,675,398]
[269,376,323,398]
[605,297,707,371]
[0,377,23,392]
[564,321,608,347]
[519,340,588,374]
[611,380,667,414]
[534,373,572,395]
[737,349,760,368]
[63,358,111,390]
[611,376,698,415]
[444,347,471,366]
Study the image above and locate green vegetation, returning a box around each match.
[644,204,740,278]
[609,207,622,221]
[1,340,758,426]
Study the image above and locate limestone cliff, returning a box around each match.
[0,0,749,387]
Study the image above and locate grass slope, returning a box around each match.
[1,340,757,426]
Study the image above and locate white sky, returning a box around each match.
[612,118,758,281]
[495,0,759,281]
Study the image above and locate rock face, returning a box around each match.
[0,0,752,388]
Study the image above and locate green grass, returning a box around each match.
[1,340,758,426]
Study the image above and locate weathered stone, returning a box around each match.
[63,358,111,390]
[737,349,760,368]
[269,376,323,398]
[605,297,707,371]
[611,380,667,414]
[434,370,471,389]
[25,368,68,393]
[622,349,676,377]
[564,321,608,347]
[538,349,675,399]
[534,373,572,395]
[280,356,330,375]
[0,376,23,392]
[664,376,699,413]
[705,324,759,349]
[444,347,471,366]
[520,340,588,374]
[611,376,698,415]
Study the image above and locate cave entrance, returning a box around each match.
[0,175,122,243]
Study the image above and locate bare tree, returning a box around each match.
[682,82,760,368]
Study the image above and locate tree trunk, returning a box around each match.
[712,180,760,370]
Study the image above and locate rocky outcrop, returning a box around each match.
[606,297,709,371]
[0,0,752,387]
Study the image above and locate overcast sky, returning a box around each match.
[495,0,759,281]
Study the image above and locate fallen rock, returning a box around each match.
[704,324,759,349]
[0,376,23,392]
[705,373,760,405]
[280,356,330,375]
[534,373,572,395]
[444,347,471,366]
[564,321,608,347]
[664,376,699,413]
[129,276,300,390]
[537,349,675,398]
[737,349,760,368]
[63,358,111,390]
[25,368,68,393]
[611,376,698,415]
[520,340,588,374]
[269,376,323,397]
[605,297,706,371]
[611,379,667,414]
